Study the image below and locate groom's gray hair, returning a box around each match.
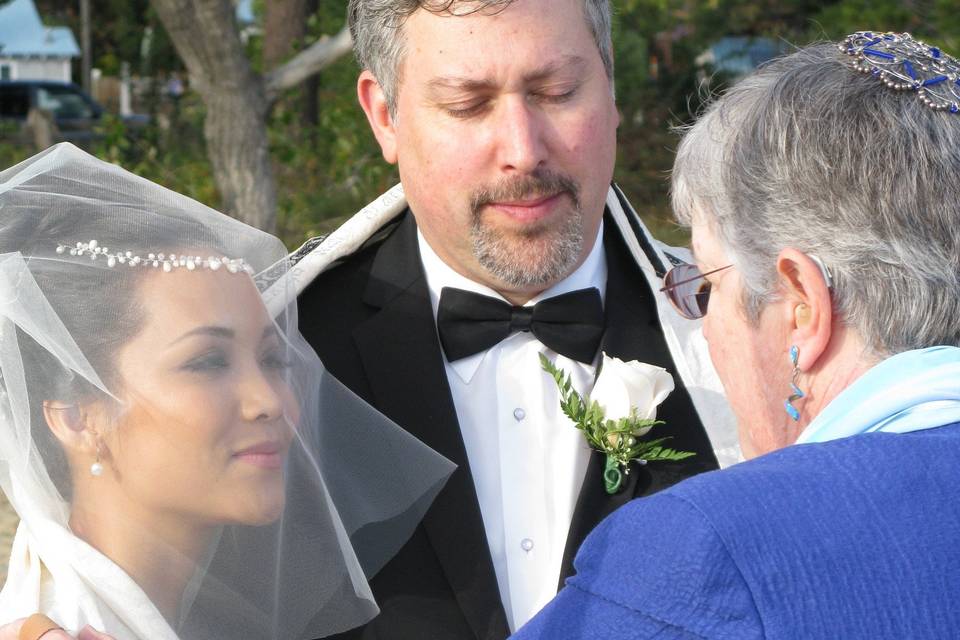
[671,42,960,357]
[348,0,614,116]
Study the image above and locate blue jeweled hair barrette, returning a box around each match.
[840,31,960,114]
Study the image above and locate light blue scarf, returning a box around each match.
[796,346,960,444]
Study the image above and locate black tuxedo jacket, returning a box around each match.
[299,210,719,640]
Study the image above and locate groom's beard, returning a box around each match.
[469,170,584,290]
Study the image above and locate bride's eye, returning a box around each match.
[182,350,230,373]
[261,349,291,372]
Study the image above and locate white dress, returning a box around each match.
[0,508,179,639]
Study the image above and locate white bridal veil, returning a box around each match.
[0,143,454,639]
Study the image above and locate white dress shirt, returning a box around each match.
[418,224,607,631]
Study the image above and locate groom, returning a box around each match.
[294,1,737,639]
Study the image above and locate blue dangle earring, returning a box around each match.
[784,345,804,421]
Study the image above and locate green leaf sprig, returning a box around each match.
[539,353,695,494]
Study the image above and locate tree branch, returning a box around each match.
[264,26,353,101]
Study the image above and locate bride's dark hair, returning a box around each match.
[1,211,221,497]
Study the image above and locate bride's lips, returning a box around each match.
[487,192,564,223]
[233,441,286,469]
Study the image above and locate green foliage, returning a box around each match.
[0,138,31,173]
[247,0,400,246]
[540,353,694,493]
[610,0,717,246]
[3,0,956,252]
[608,0,959,246]
[807,1,957,51]
[93,95,220,207]
[32,0,181,77]
[269,42,400,246]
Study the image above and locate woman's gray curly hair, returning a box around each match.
[671,41,960,357]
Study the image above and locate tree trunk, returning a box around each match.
[263,26,352,100]
[263,0,307,69]
[149,0,353,233]
[264,0,318,129]
[302,75,320,130]
[149,0,278,232]
[301,0,320,129]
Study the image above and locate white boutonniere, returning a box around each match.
[540,352,696,494]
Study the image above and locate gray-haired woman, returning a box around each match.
[513,32,960,639]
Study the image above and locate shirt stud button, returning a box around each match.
[521,538,534,552]
[513,408,526,421]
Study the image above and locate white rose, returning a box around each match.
[589,353,675,436]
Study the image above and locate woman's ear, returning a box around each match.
[776,248,833,371]
[357,70,398,164]
[43,399,105,456]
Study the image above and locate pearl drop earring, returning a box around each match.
[90,440,103,477]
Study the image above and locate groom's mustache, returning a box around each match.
[469,170,581,217]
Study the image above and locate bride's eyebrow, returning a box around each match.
[168,326,234,346]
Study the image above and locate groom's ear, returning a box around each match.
[357,70,398,164]
[776,248,833,371]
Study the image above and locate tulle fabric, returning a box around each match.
[0,143,454,639]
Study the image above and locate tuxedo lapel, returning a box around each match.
[352,213,510,639]
[559,218,720,585]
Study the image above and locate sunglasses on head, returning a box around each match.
[659,263,733,320]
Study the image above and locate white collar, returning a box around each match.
[418,222,607,383]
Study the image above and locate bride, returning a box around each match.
[0,143,454,640]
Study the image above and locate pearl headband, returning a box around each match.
[55,239,255,274]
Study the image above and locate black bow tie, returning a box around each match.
[436,286,604,364]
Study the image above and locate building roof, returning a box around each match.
[0,0,80,59]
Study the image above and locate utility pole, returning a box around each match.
[80,0,91,92]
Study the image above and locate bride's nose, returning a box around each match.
[238,365,285,423]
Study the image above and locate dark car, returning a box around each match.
[0,80,146,144]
